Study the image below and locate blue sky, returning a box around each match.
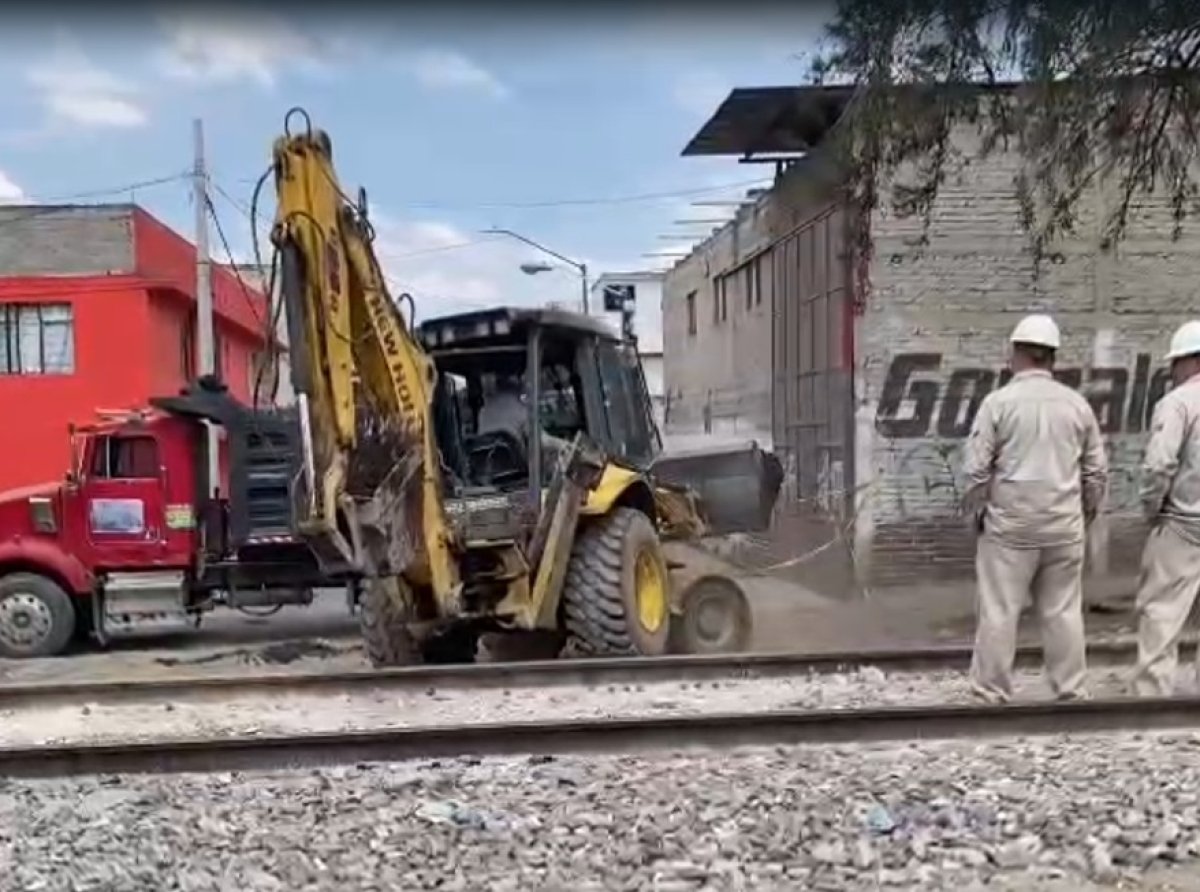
[0,7,830,347]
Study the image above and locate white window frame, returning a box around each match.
[0,302,75,375]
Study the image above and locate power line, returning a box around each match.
[377,236,505,262]
[233,175,773,211]
[388,178,774,210]
[210,179,271,241]
[36,171,192,203]
[204,195,268,330]
[0,171,191,231]
[210,179,254,219]
[214,177,506,265]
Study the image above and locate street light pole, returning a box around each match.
[482,227,590,315]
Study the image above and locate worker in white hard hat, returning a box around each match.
[961,313,1109,703]
[1128,320,1200,696]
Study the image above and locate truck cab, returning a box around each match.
[0,381,327,658]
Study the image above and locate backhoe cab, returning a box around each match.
[268,110,782,665]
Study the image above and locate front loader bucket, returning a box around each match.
[651,441,783,536]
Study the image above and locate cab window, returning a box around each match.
[596,341,654,466]
[89,436,160,479]
[539,361,584,440]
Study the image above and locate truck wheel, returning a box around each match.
[0,573,76,658]
[562,507,671,657]
[668,576,753,655]
[358,577,421,667]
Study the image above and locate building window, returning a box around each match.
[686,291,697,336]
[713,276,728,325]
[0,303,75,375]
[752,259,763,307]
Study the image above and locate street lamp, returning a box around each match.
[482,227,590,315]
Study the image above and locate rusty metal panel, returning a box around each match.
[771,204,854,518]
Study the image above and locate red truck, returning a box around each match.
[0,377,335,658]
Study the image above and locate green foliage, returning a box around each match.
[812,1,1200,272]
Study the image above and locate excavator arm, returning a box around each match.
[270,109,460,602]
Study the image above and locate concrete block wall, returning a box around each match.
[853,127,1200,585]
[0,205,135,275]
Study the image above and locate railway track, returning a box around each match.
[0,636,1186,709]
[2,638,1198,780]
[4,693,1200,779]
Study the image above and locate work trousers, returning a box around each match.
[1130,523,1200,696]
[970,536,1088,703]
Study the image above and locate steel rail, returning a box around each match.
[0,638,1186,709]
[4,695,1200,779]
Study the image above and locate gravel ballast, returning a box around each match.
[0,663,1176,748]
[6,733,1200,891]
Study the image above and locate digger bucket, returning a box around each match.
[651,440,783,536]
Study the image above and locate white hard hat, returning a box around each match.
[1009,314,1061,350]
[1166,320,1200,361]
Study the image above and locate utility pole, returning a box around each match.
[193,118,220,495]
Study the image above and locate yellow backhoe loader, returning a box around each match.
[263,108,782,665]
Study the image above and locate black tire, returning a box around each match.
[562,507,671,657]
[668,576,753,655]
[358,578,421,667]
[0,573,77,659]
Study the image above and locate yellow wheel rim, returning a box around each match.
[634,549,667,633]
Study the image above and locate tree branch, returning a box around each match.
[814,0,1200,262]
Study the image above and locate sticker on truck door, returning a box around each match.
[89,498,146,535]
[165,503,195,530]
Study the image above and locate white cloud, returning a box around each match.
[0,170,25,203]
[670,69,732,118]
[369,211,593,320]
[24,46,147,129]
[156,14,331,88]
[408,50,509,99]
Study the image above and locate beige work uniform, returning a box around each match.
[961,369,1109,702]
[1130,375,1200,696]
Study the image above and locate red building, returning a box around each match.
[0,203,275,493]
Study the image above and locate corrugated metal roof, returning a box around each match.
[681,85,856,158]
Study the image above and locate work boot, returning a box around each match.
[1054,688,1090,702]
[968,683,1009,705]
